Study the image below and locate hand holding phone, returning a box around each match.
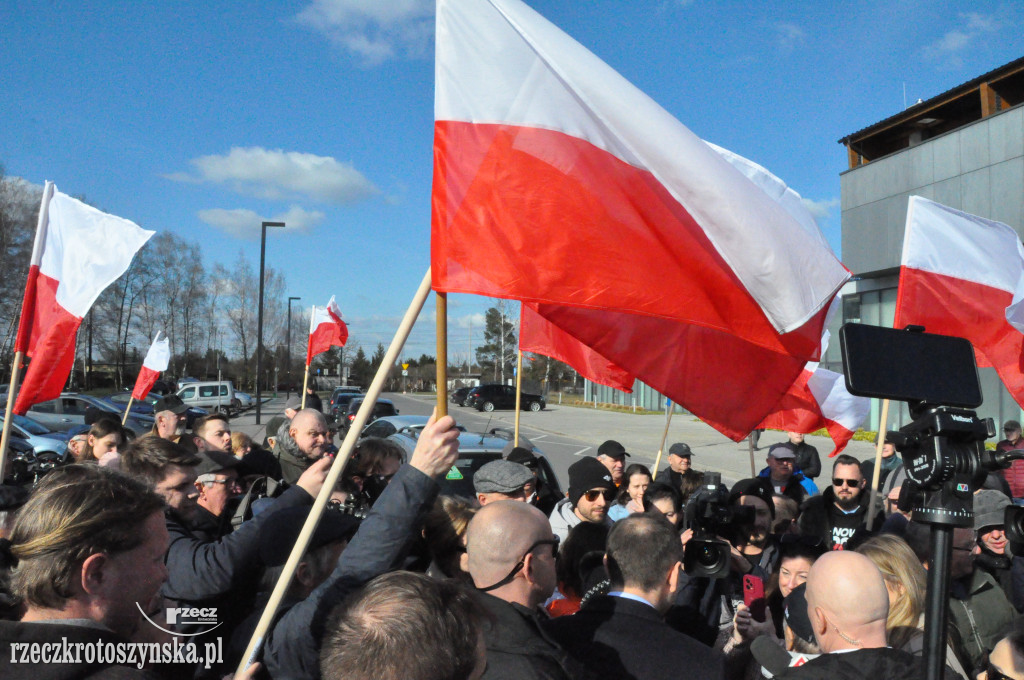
[743,574,766,623]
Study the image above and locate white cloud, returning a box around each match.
[166,147,379,204]
[774,22,805,51]
[295,0,434,65]
[801,197,840,220]
[198,205,325,239]
[923,13,998,68]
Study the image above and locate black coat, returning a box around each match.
[798,486,882,550]
[477,592,576,680]
[792,442,821,479]
[544,595,723,680]
[774,647,947,680]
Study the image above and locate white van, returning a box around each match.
[176,380,237,414]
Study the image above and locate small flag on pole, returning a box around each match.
[13,182,154,414]
[131,333,170,400]
[307,297,348,365]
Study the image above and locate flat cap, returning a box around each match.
[474,460,534,494]
[597,440,630,459]
[668,443,692,457]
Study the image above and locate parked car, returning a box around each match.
[0,414,70,456]
[176,380,237,413]
[103,392,207,428]
[359,415,466,440]
[386,429,563,499]
[176,377,200,389]
[234,391,254,409]
[450,386,472,406]
[329,392,363,423]
[338,398,399,436]
[26,393,154,438]
[468,383,546,412]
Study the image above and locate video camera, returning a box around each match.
[682,471,754,578]
[840,323,1024,680]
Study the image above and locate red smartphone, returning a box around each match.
[743,574,766,622]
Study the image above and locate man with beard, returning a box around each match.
[549,456,616,542]
[275,408,331,485]
[151,394,194,449]
[655,442,704,504]
[798,455,880,550]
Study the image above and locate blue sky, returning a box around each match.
[2,0,1022,361]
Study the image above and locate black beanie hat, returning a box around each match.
[568,457,615,507]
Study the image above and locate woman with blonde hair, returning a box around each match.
[856,533,968,677]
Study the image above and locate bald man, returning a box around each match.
[274,408,331,485]
[776,551,930,679]
[465,501,575,680]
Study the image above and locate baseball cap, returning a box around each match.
[783,584,815,644]
[768,442,797,459]
[154,394,189,415]
[597,440,630,459]
[474,460,534,494]
[668,443,692,457]
[505,446,539,469]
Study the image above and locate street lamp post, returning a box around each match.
[286,296,301,399]
[256,221,285,424]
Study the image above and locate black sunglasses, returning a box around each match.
[478,537,560,592]
[832,478,861,487]
[583,488,616,502]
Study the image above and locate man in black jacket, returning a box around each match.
[545,514,723,680]
[798,454,880,550]
[655,442,704,504]
[786,432,822,480]
[467,500,576,680]
[262,411,460,680]
[274,408,332,485]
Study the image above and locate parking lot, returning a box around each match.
[233,391,882,490]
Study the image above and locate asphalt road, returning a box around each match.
[235,391,883,491]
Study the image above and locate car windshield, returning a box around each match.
[9,414,50,435]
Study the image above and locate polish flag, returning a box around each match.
[13,183,154,414]
[760,364,870,457]
[131,333,170,400]
[895,196,1024,405]
[432,0,849,438]
[306,297,348,365]
[519,302,634,393]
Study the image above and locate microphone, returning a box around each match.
[750,636,792,677]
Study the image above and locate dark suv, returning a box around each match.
[329,391,363,423]
[450,386,472,406]
[338,398,399,436]
[469,384,545,412]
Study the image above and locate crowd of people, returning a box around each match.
[2,391,1024,680]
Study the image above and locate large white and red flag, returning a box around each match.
[895,196,1024,405]
[431,0,849,438]
[306,297,348,365]
[131,332,170,400]
[13,182,154,414]
[519,302,634,393]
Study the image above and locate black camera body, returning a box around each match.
[892,406,995,527]
[682,472,754,578]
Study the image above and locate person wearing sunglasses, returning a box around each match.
[549,457,616,542]
[798,454,881,551]
[466,501,577,680]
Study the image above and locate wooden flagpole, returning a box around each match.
[121,397,134,425]
[436,291,448,417]
[0,352,26,476]
[652,400,674,476]
[301,305,314,409]
[514,350,523,446]
[0,182,53,477]
[237,269,434,675]
[866,398,891,528]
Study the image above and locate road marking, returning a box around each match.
[530,434,548,440]
[572,447,592,457]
